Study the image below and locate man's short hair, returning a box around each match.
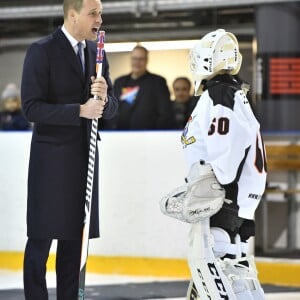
[132,45,149,59]
[63,0,84,19]
[173,77,192,89]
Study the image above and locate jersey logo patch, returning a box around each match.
[181,115,196,147]
[120,86,140,104]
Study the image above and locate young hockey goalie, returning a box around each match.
[160,29,267,300]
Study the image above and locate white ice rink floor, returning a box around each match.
[1,270,300,300]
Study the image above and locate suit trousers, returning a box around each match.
[23,238,82,300]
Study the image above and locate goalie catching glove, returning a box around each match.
[160,161,225,223]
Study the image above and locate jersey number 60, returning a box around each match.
[208,117,229,135]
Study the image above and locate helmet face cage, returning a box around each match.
[190,29,242,86]
[189,43,212,80]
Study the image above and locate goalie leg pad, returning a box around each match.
[212,231,264,300]
[223,256,265,300]
[188,223,261,300]
[221,258,254,300]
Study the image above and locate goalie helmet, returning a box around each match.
[190,29,242,95]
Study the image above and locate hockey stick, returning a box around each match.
[186,279,199,300]
[78,30,105,300]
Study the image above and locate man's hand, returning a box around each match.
[80,76,108,119]
[80,98,105,119]
[90,76,107,101]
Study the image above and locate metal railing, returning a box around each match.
[0,0,296,20]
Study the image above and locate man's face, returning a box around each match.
[130,48,148,77]
[173,79,191,103]
[73,0,102,41]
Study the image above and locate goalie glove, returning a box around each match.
[160,161,225,223]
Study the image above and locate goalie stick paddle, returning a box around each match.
[187,220,236,300]
[186,279,199,300]
[78,30,105,300]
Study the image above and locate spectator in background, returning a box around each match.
[171,77,198,129]
[107,45,173,130]
[0,83,30,130]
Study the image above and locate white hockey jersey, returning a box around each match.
[181,75,267,220]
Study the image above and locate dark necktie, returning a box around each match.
[77,42,85,74]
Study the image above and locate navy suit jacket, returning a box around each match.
[21,27,118,239]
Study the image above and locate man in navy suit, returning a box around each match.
[21,0,118,299]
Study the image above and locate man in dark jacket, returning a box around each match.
[108,45,173,130]
[21,0,118,299]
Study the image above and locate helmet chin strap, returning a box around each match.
[193,71,226,96]
[194,81,202,96]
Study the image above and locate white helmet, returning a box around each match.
[190,29,242,95]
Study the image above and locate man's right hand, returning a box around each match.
[80,98,106,119]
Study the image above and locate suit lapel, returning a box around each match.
[53,28,85,82]
[84,41,96,95]
[85,41,97,78]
